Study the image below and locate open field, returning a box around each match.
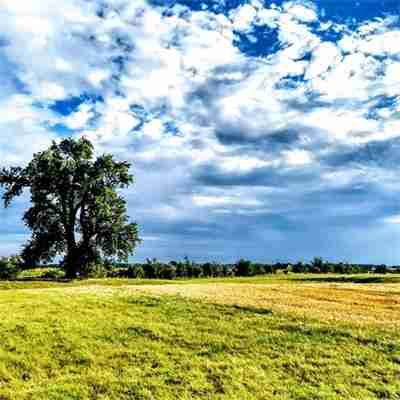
[0,274,399,399]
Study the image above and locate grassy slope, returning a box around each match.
[0,275,399,399]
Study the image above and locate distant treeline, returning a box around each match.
[2,255,399,280]
[93,257,399,279]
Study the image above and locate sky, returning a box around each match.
[1,0,400,264]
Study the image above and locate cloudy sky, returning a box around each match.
[1,0,400,264]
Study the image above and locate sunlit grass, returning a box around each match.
[0,275,399,399]
[131,281,400,327]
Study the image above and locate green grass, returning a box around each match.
[0,276,399,399]
[4,272,400,291]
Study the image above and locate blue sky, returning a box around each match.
[1,0,400,264]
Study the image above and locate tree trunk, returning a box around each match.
[64,221,78,279]
[64,247,79,279]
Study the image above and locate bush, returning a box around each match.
[42,268,65,280]
[292,262,306,273]
[235,259,253,277]
[106,268,128,278]
[135,266,145,279]
[158,264,176,280]
[0,256,22,280]
[333,262,345,274]
[222,264,231,277]
[79,263,108,278]
[375,264,388,274]
[263,264,275,274]
[201,262,213,277]
[143,258,161,279]
[311,257,324,271]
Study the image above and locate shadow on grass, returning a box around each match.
[127,296,273,316]
[230,304,273,315]
[16,276,73,283]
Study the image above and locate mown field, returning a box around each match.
[0,274,399,399]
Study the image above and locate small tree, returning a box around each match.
[310,257,324,273]
[375,264,388,274]
[0,137,140,278]
[0,256,22,280]
[201,262,213,277]
[235,259,252,277]
[292,261,306,273]
[143,258,161,279]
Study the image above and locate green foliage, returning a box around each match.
[80,263,109,279]
[292,261,306,273]
[142,258,161,279]
[0,255,22,280]
[199,261,223,277]
[375,264,388,274]
[235,259,253,277]
[0,137,140,278]
[310,256,324,273]
[41,268,65,280]
[134,266,145,279]
[16,258,400,282]
[157,264,177,280]
[252,263,266,275]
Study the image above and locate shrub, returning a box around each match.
[42,268,65,280]
[264,264,275,274]
[0,255,22,280]
[375,264,388,274]
[79,263,108,278]
[222,264,231,277]
[158,264,176,280]
[201,262,213,277]
[121,264,145,278]
[106,268,128,278]
[143,258,162,279]
[135,266,145,279]
[235,259,253,277]
[333,262,345,274]
[311,257,324,271]
[191,264,202,278]
[211,262,223,277]
[292,262,306,273]
[252,263,265,275]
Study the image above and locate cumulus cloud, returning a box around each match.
[1,0,400,262]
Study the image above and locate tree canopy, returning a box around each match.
[0,137,140,278]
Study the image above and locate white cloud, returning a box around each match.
[230,4,257,32]
[283,2,318,23]
[0,94,57,165]
[220,156,273,173]
[359,31,400,56]
[383,215,400,224]
[88,69,110,88]
[141,119,165,141]
[303,107,381,144]
[283,149,314,166]
[305,42,342,80]
[192,194,262,208]
[64,103,94,130]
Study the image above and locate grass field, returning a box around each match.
[0,274,399,399]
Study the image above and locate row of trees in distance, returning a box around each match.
[109,257,398,279]
[0,255,398,280]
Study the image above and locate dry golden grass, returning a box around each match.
[17,276,400,327]
[126,282,400,328]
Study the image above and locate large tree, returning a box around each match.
[0,137,140,278]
